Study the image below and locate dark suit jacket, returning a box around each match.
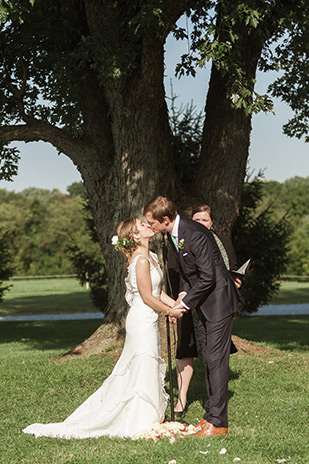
[170,216,239,322]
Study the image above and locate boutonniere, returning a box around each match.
[178,239,185,252]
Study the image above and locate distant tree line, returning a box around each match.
[258,176,309,276]
[0,185,99,276]
[0,175,308,311]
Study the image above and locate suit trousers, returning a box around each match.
[197,309,233,428]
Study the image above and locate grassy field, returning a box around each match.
[0,278,95,317]
[1,278,309,319]
[233,314,309,352]
[0,277,308,462]
[269,280,309,305]
[0,316,308,464]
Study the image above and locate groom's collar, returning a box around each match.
[171,214,180,238]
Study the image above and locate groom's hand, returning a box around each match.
[173,292,189,312]
[174,292,186,307]
[172,303,186,311]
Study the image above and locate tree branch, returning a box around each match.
[162,0,196,37]
[0,120,85,164]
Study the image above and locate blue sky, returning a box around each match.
[1,24,308,194]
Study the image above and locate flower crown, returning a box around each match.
[111,235,133,251]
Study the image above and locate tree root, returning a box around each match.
[232,335,273,354]
[55,321,125,363]
[55,317,272,364]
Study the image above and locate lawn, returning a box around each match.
[1,278,309,318]
[0,278,95,317]
[0,278,308,463]
[269,280,309,305]
[233,314,309,352]
[0,316,308,464]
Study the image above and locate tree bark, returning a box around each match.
[74,41,174,323]
[190,66,252,235]
[189,21,263,235]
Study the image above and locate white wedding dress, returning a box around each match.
[23,253,168,439]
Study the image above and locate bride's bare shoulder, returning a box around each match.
[129,254,150,267]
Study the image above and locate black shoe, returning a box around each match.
[174,403,188,417]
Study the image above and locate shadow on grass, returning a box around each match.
[4,320,241,423]
[233,315,309,352]
[164,356,239,416]
[0,320,103,352]
[0,292,96,317]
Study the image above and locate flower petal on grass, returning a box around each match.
[219,448,227,455]
[134,421,198,441]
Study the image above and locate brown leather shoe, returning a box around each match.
[196,418,207,429]
[193,422,228,437]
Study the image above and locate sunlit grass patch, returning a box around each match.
[1,278,94,316]
[0,318,308,464]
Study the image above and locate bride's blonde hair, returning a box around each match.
[116,218,140,262]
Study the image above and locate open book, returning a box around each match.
[231,258,251,278]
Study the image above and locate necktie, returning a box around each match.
[171,234,179,251]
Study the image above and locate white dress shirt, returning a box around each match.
[171,214,180,242]
[171,215,189,309]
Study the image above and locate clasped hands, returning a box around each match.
[168,293,187,324]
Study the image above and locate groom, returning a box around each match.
[144,196,240,437]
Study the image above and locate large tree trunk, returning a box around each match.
[55,2,176,330]
[188,13,264,235]
[58,89,174,355]
[189,65,252,234]
[72,52,174,327]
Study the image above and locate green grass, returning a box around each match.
[269,280,309,305]
[1,279,308,319]
[233,315,309,352]
[0,278,95,317]
[0,317,308,464]
[0,277,308,462]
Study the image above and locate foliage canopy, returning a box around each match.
[0,187,98,276]
[0,0,308,164]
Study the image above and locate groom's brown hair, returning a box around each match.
[143,196,177,222]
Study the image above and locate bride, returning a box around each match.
[23,218,185,439]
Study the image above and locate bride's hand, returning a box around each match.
[169,307,186,319]
[168,315,177,324]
